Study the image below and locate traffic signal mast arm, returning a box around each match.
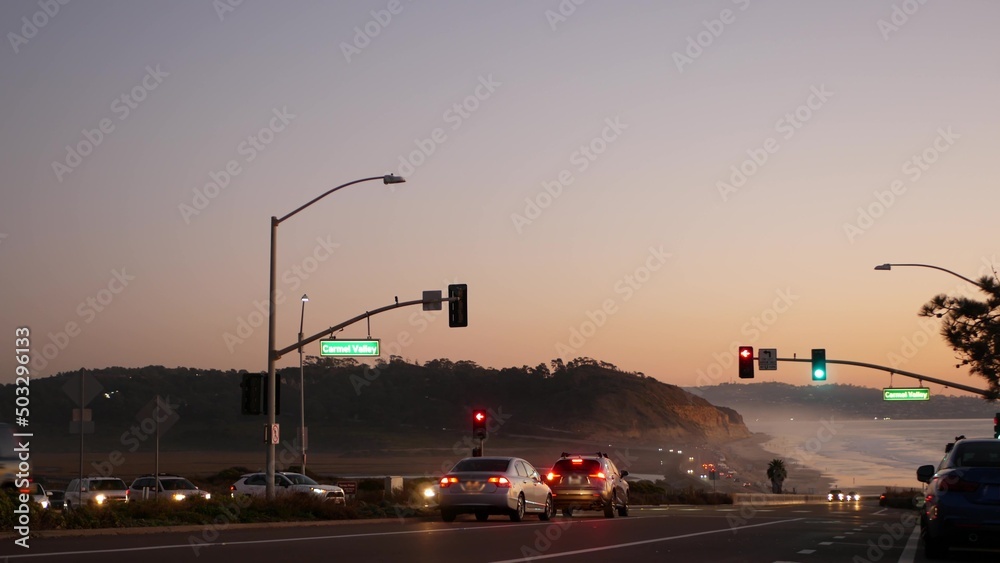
[273,294,459,360]
[772,356,991,398]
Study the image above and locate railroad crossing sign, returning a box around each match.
[758,348,777,370]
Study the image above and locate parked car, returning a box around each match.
[48,489,65,510]
[19,481,49,509]
[545,452,629,518]
[917,437,1000,558]
[129,474,211,501]
[230,472,345,503]
[438,456,554,522]
[64,477,129,510]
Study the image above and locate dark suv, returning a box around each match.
[545,452,629,517]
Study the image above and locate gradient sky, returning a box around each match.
[2,1,998,398]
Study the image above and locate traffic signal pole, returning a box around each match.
[272,294,460,360]
[770,356,991,397]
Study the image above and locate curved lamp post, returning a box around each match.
[266,174,405,499]
[873,263,982,289]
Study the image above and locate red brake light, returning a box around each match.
[939,477,978,493]
[590,472,606,480]
[571,459,583,464]
[440,476,459,488]
[488,476,511,487]
[546,472,557,481]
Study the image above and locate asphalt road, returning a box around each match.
[3,502,999,562]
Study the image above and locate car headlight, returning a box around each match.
[423,487,436,499]
[827,494,833,500]
[204,493,211,500]
[173,494,187,501]
[95,494,106,505]
[40,500,49,509]
[311,488,326,495]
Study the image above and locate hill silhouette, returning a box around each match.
[3,357,750,453]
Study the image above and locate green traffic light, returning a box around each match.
[813,369,826,380]
[811,349,827,381]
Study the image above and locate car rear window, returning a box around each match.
[92,479,127,491]
[553,459,602,474]
[955,443,1000,467]
[452,459,511,472]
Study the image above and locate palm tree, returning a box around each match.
[766,459,787,494]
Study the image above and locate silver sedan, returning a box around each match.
[439,456,555,522]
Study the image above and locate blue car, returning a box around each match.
[917,437,1000,558]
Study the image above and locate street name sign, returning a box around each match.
[882,388,930,401]
[320,339,380,357]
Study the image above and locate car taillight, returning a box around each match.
[488,476,511,487]
[589,472,606,480]
[571,459,583,464]
[229,485,236,492]
[939,477,979,493]
[546,472,558,481]
[439,476,459,488]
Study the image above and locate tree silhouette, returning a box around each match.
[920,273,1000,401]
[766,459,787,494]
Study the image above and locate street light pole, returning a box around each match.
[299,294,308,476]
[874,263,982,289]
[265,174,405,499]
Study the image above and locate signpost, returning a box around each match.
[319,339,380,357]
[882,388,930,401]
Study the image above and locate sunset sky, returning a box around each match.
[2,1,998,399]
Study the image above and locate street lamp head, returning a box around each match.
[301,294,309,302]
[383,174,406,185]
[874,264,892,271]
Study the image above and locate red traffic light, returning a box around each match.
[472,409,488,440]
[474,412,485,422]
[738,346,754,379]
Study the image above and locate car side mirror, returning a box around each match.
[916,464,935,483]
[46,491,52,497]
[621,471,629,477]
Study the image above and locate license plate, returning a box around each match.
[464,481,484,492]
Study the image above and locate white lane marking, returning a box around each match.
[0,515,672,560]
[834,535,846,539]
[900,524,921,562]
[873,508,888,515]
[486,518,804,563]
[798,549,816,554]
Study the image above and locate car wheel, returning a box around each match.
[510,494,525,522]
[540,496,554,521]
[604,492,617,518]
[562,507,573,517]
[441,508,457,522]
[475,511,489,522]
[618,492,629,517]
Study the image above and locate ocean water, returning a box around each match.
[745,418,992,492]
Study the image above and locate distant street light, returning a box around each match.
[299,293,309,476]
[873,263,982,289]
[265,174,405,499]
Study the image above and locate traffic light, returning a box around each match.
[738,346,754,379]
[472,409,487,440]
[241,373,262,415]
[994,413,999,439]
[448,284,468,328]
[811,349,827,381]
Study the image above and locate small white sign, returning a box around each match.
[271,423,280,445]
[758,348,778,370]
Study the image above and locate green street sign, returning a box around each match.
[882,387,930,401]
[320,339,380,357]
